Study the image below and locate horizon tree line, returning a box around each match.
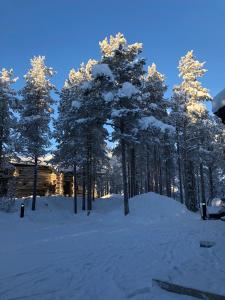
[0,33,225,215]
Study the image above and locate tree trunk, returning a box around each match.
[153,145,159,193]
[185,160,197,212]
[200,162,206,205]
[32,155,38,211]
[183,124,188,206]
[146,147,151,192]
[92,180,95,201]
[82,165,86,210]
[127,160,131,198]
[165,158,172,198]
[73,164,77,214]
[208,166,214,201]
[0,128,3,165]
[87,146,92,211]
[158,155,163,195]
[196,166,200,207]
[121,121,129,216]
[0,130,4,196]
[176,129,183,203]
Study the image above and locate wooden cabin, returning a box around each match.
[12,163,82,198]
[0,160,100,199]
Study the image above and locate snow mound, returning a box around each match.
[1,193,225,300]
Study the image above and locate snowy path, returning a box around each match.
[0,193,225,300]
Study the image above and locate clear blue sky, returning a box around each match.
[1,0,225,103]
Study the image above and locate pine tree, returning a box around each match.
[54,66,87,213]
[171,50,211,211]
[18,56,55,210]
[0,68,18,197]
[54,59,112,213]
[99,33,145,215]
[137,63,174,195]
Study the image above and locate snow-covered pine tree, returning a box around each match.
[82,61,113,211]
[55,59,113,213]
[171,50,211,211]
[137,63,174,196]
[196,115,225,200]
[19,56,55,210]
[99,33,145,215]
[54,65,88,213]
[0,68,18,198]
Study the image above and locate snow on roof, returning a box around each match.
[139,116,175,133]
[212,88,225,113]
[92,64,114,81]
[118,82,138,98]
[11,154,53,167]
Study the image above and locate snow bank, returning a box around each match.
[0,193,225,300]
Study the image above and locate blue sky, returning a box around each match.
[1,0,225,105]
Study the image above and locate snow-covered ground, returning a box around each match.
[0,193,225,300]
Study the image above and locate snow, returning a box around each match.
[139,116,175,133]
[212,88,225,113]
[111,108,140,118]
[118,82,138,98]
[80,81,92,90]
[149,103,158,110]
[103,91,114,102]
[23,115,42,122]
[71,100,81,109]
[1,193,225,300]
[92,64,114,81]
[211,198,224,207]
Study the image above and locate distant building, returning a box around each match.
[1,162,82,198]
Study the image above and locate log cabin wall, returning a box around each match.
[13,163,83,198]
[13,164,62,198]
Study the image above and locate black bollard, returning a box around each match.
[20,203,25,218]
[201,202,207,220]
